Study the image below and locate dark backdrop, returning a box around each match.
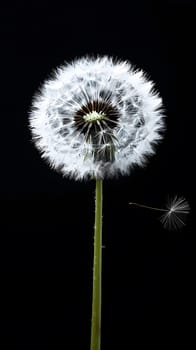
[0,0,194,348]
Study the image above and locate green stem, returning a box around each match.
[90,179,103,350]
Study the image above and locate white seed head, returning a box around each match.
[29,55,165,180]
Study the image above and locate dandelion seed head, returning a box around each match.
[29,55,165,180]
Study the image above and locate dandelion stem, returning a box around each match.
[90,179,103,350]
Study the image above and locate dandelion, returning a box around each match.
[129,196,190,230]
[29,55,165,180]
[29,55,165,350]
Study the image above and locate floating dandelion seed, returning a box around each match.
[160,196,190,230]
[29,55,165,180]
[129,196,190,230]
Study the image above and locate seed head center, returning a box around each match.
[83,111,106,123]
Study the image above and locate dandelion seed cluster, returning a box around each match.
[29,56,165,180]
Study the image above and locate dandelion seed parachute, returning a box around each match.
[29,55,165,180]
[160,196,190,230]
[129,196,190,230]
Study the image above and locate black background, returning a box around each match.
[0,0,195,348]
